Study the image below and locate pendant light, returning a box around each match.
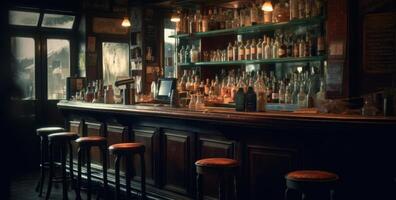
[262,1,274,12]
[122,8,131,27]
[170,9,181,22]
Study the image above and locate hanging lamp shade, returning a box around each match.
[170,11,181,22]
[262,1,274,12]
[122,17,131,27]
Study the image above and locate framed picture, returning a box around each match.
[92,17,129,35]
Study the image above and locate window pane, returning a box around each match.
[102,42,129,94]
[9,10,40,26]
[164,18,176,77]
[11,37,36,100]
[42,14,75,29]
[47,39,70,100]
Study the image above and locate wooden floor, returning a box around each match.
[9,170,106,200]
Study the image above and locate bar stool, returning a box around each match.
[46,132,78,200]
[35,127,65,196]
[195,158,239,200]
[108,143,146,200]
[75,136,108,200]
[284,170,339,200]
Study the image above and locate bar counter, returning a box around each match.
[58,100,396,200]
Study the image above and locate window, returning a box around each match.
[47,39,70,99]
[102,42,129,93]
[9,10,40,26]
[164,19,176,77]
[10,37,36,100]
[42,14,75,29]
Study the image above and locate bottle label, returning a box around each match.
[272,92,279,100]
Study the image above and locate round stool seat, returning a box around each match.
[48,132,78,142]
[37,127,65,136]
[286,170,339,182]
[108,143,144,154]
[195,158,239,168]
[75,136,106,146]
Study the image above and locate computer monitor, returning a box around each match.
[155,78,177,102]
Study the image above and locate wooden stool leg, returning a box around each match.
[37,136,47,197]
[101,146,108,199]
[125,153,132,200]
[234,174,238,200]
[76,147,82,200]
[196,173,203,200]
[114,155,121,200]
[218,174,226,200]
[284,188,290,200]
[86,147,92,200]
[68,142,75,189]
[140,152,146,200]
[330,190,336,200]
[45,142,54,200]
[61,143,68,200]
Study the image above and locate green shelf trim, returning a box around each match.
[178,56,326,67]
[169,16,325,39]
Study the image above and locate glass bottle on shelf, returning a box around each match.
[233,41,238,61]
[245,81,257,112]
[250,39,257,60]
[261,35,267,58]
[190,45,199,63]
[196,10,202,32]
[204,78,210,96]
[278,37,287,58]
[257,38,263,59]
[279,81,286,104]
[232,9,240,28]
[305,33,312,57]
[317,33,325,56]
[264,37,272,59]
[235,79,246,112]
[298,0,306,19]
[104,85,115,104]
[305,0,312,18]
[201,10,208,32]
[184,45,191,63]
[306,82,315,108]
[239,41,245,60]
[285,83,292,104]
[292,80,299,104]
[271,80,279,103]
[272,38,279,59]
[293,38,299,57]
[263,10,272,24]
[316,80,326,107]
[287,36,293,57]
[250,2,259,25]
[297,84,307,108]
[245,40,251,60]
[227,42,233,61]
[290,0,299,20]
[299,39,306,57]
[189,94,196,110]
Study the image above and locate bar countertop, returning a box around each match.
[57,100,396,128]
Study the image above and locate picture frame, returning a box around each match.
[92,17,129,35]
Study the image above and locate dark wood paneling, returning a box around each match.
[69,120,83,162]
[247,145,299,200]
[162,129,194,195]
[106,124,128,171]
[132,126,158,186]
[84,121,103,164]
[197,135,238,200]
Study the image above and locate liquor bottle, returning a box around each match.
[182,12,188,33]
[198,10,204,32]
[193,75,200,93]
[233,41,238,61]
[235,80,246,112]
[293,39,299,57]
[256,78,266,112]
[290,0,299,20]
[261,35,267,58]
[218,8,226,29]
[317,33,325,56]
[179,46,186,63]
[305,0,312,18]
[264,37,272,59]
[285,83,292,104]
[305,33,311,57]
[208,9,216,30]
[316,80,326,106]
[278,37,287,58]
[306,82,315,108]
[245,82,257,112]
[257,38,263,59]
[213,8,220,29]
[292,81,299,104]
[250,39,257,60]
[287,37,293,57]
[272,38,279,59]
[188,12,195,34]
[104,85,114,104]
[297,84,306,108]
[245,40,251,60]
[299,39,306,57]
[232,9,240,28]
[227,42,233,61]
[201,10,208,32]
[238,41,245,60]
[266,84,273,103]
[190,45,199,63]
[184,45,190,63]
[271,80,279,103]
[298,0,306,19]
[263,10,272,24]
[279,81,286,104]
[199,81,205,95]
[204,78,210,96]
[250,2,259,25]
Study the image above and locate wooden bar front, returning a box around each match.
[58,100,396,200]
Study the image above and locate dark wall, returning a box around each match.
[353,0,396,95]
